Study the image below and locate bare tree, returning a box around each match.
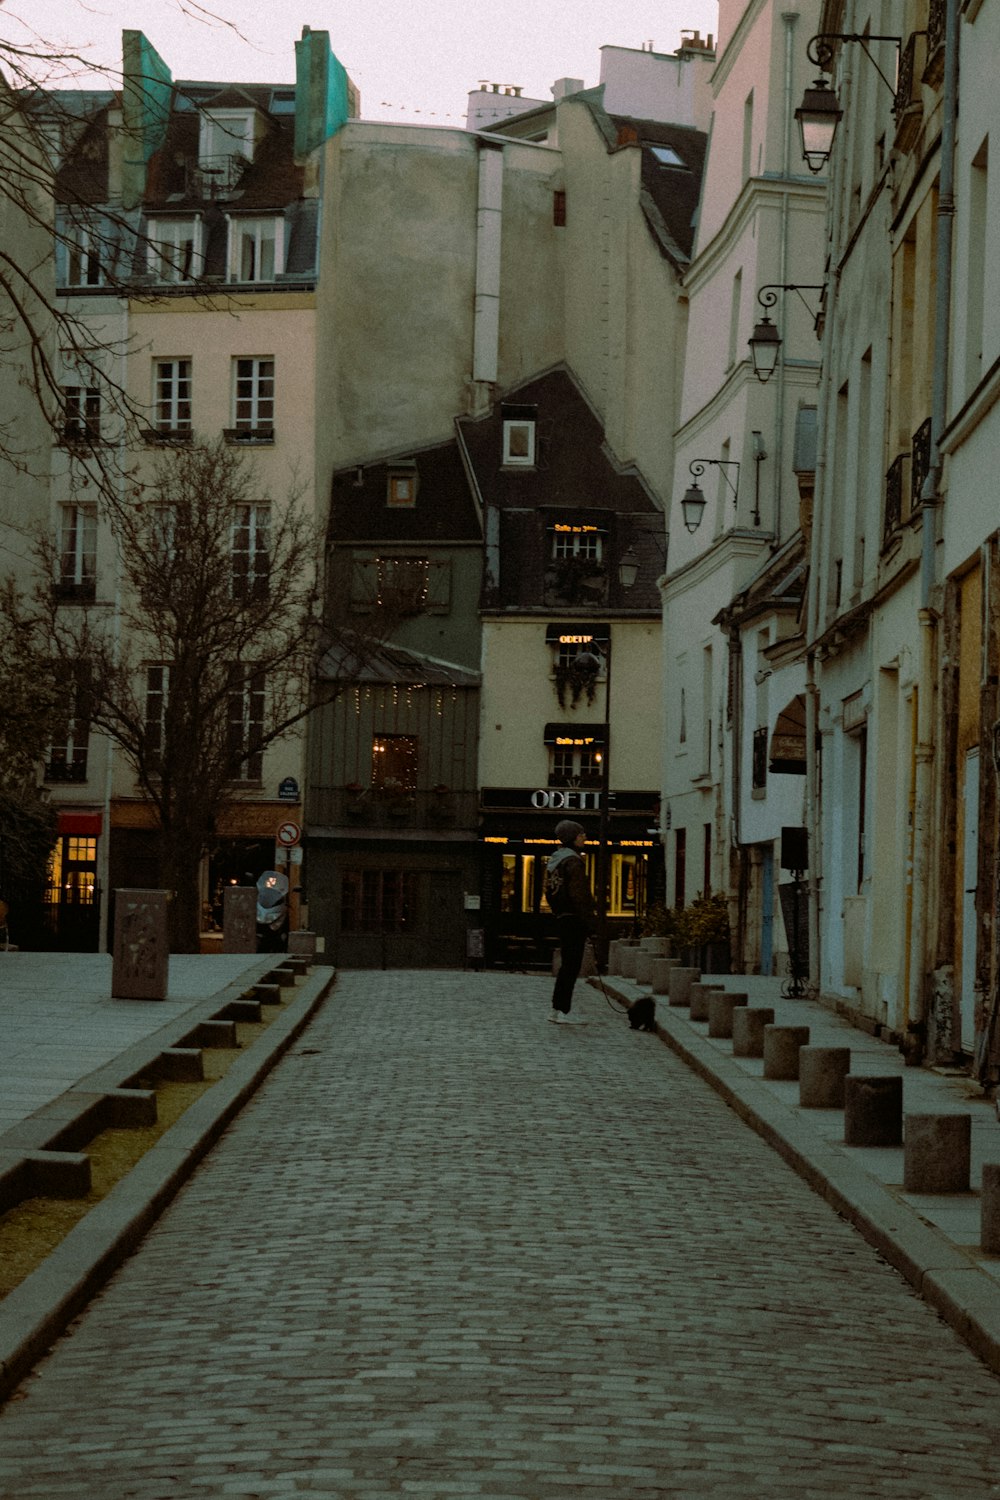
[5,440,334,949]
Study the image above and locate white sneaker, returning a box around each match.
[548,1010,565,1023]
[562,1013,588,1025]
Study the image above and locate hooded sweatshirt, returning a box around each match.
[545,844,596,922]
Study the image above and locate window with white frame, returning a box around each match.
[144,664,170,768]
[153,359,192,433]
[232,504,270,598]
[46,667,90,783]
[228,216,283,283]
[551,524,603,561]
[148,217,202,283]
[227,666,266,780]
[232,357,274,431]
[199,110,255,166]
[62,216,106,288]
[62,385,101,443]
[550,744,603,786]
[502,418,536,466]
[58,503,97,595]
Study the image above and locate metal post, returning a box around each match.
[596,632,612,969]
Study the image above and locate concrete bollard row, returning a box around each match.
[903,1114,971,1194]
[762,1025,810,1080]
[844,1075,902,1146]
[650,957,675,994]
[732,1006,774,1057]
[799,1047,851,1108]
[689,983,725,1023]
[667,966,700,1008]
[707,991,748,1039]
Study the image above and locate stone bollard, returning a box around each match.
[732,1006,775,1058]
[607,941,623,976]
[981,1164,1000,1254]
[619,945,641,980]
[903,1114,971,1193]
[799,1047,852,1108]
[763,1025,811,1080]
[707,991,749,1039]
[640,937,670,956]
[667,966,700,1008]
[634,950,656,985]
[844,1075,903,1147]
[650,957,675,995]
[112,889,170,1000]
[222,886,257,953]
[689,983,725,1023]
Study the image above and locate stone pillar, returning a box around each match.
[903,1114,971,1193]
[689,983,725,1022]
[607,941,623,976]
[707,991,749,1039]
[799,1047,852,1108]
[762,1024,810,1080]
[634,950,655,985]
[667,966,700,1008]
[287,930,317,958]
[843,1075,903,1146]
[222,886,257,954]
[650,958,674,994]
[619,945,640,979]
[112,889,169,1000]
[981,1164,1000,1253]
[732,1006,775,1058]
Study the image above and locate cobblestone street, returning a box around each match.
[2,970,999,1499]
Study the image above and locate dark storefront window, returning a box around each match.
[341,869,418,933]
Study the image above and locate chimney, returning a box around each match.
[552,77,585,101]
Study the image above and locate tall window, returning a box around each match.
[153,359,192,433]
[199,110,254,166]
[232,505,270,598]
[228,216,283,283]
[144,665,170,768]
[742,91,754,181]
[966,138,989,393]
[674,827,687,907]
[232,358,275,432]
[62,386,101,443]
[58,503,97,597]
[63,217,105,288]
[728,267,743,370]
[148,218,202,283]
[228,667,266,780]
[46,668,90,783]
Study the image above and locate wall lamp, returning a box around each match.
[681,459,740,533]
[749,284,826,383]
[796,33,902,172]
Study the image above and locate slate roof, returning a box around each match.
[328,440,482,545]
[317,633,480,687]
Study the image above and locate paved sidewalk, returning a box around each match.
[0,953,268,1133]
[595,969,1000,1369]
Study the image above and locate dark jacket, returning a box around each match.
[545,846,596,923]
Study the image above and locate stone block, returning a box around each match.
[799,1046,851,1108]
[732,1006,775,1058]
[26,1150,91,1198]
[903,1113,971,1193]
[618,946,640,979]
[844,1074,903,1146]
[222,886,257,953]
[180,1018,238,1049]
[707,990,749,1039]
[650,957,675,994]
[634,950,655,985]
[689,983,725,1023]
[253,982,282,1004]
[287,930,316,958]
[762,1024,811,1080]
[640,937,669,955]
[102,1087,158,1129]
[667,966,700,1007]
[265,967,297,988]
[112,889,170,1000]
[151,1047,205,1082]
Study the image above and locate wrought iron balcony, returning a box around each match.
[45,757,88,783]
[911,417,933,508]
[752,727,768,790]
[883,452,909,547]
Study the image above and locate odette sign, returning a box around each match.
[531,789,601,810]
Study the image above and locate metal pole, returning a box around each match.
[596,631,612,968]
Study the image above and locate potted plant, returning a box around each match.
[671,890,731,973]
[553,649,600,709]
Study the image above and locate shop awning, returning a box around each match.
[770,695,807,774]
[544,622,610,645]
[58,811,103,836]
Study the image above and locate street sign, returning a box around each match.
[276,820,301,848]
[278,776,300,802]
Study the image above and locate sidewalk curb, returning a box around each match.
[597,975,1000,1376]
[0,966,336,1406]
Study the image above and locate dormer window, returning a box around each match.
[227,215,284,283]
[148,217,203,284]
[387,462,418,507]
[501,403,537,467]
[199,109,255,167]
[552,523,603,562]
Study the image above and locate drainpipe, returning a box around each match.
[908,0,959,1059]
[773,12,799,549]
[471,140,504,413]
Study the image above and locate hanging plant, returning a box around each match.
[554,649,601,708]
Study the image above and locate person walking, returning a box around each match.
[545,819,595,1024]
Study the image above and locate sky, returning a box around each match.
[15,0,720,126]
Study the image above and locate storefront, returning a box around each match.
[479,787,662,967]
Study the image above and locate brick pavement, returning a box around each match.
[1,970,1000,1499]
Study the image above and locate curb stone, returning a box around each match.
[0,966,336,1405]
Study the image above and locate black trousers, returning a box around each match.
[552,915,589,1013]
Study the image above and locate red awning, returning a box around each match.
[57,811,103,836]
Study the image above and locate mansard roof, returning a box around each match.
[329,440,482,545]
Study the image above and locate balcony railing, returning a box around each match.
[45,757,88,783]
[224,427,275,446]
[752,727,768,790]
[53,579,96,603]
[911,417,933,509]
[883,452,909,548]
[311,787,479,830]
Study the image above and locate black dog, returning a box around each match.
[628,995,657,1032]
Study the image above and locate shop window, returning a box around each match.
[341,869,418,933]
[47,836,98,906]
